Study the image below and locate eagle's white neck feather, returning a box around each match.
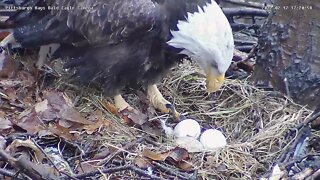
[167,0,234,74]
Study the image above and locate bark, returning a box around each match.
[253,1,320,109]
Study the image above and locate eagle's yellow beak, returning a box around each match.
[206,71,225,93]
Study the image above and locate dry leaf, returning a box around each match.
[100,99,118,115]
[3,88,17,102]
[141,122,162,137]
[17,70,36,87]
[35,99,49,113]
[134,157,152,169]
[77,161,97,174]
[17,109,46,133]
[121,109,148,126]
[6,139,45,163]
[142,147,191,170]
[166,147,189,162]
[43,91,69,110]
[0,32,10,40]
[83,112,111,134]
[48,123,77,141]
[142,149,171,161]
[59,107,93,125]
[0,50,16,78]
[0,112,12,130]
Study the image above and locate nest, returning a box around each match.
[61,60,312,179]
[158,62,312,179]
[1,54,315,179]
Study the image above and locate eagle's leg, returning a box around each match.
[36,43,60,68]
[114,94,134,112]
[147,84,180,119]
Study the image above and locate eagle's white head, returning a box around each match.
[167,0,234,92]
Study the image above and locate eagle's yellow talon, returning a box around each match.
[147,85,180,120]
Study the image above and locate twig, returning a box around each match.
[291,111,320,132]
[223,7,269,17]
[31,138,77,180]
[278,126,311,163]
[73,165,165,180]
[231,23,261,31]
[96,137,145,166]
[0,168,24,180]
[234,39,257,45]
[236,45,254,52]
[0,149,60,180]
[152,161,191,180]
[223,0,266,9]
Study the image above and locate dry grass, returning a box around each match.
[51,60,313,179]
[158,61,312,179]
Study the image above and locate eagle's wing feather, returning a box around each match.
[49,0,160,45]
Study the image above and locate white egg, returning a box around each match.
[173,119,201,139]
[200,129,227,150]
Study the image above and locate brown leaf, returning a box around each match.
[34,99,49,113]
[0,32,10,40]
[59,107,93,125]
[43,91,69,110]
[47,123,77,141]
[100,99,118,115]
[83,111,111,134]
[77,161,97,174]
[17,109,46,133]
[142,149,171,161]
[25,99,58,125]
[17,70,36,87]
[142,147,190,169]
[91,147,110,160]
[3,88,17,102]
[0,111,12,130]
[176,161,193,171]
[6,139,45,163]
[0,50,16,78]
[42,91,92,126]
[121,109,148,126]
[141,121,162,137]
[167,147,189,162]
[134,157,152,169]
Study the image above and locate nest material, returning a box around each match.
[154,61,311,179]
[3,54,313,179]
[61,60,312,179]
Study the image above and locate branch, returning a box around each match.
[231,23,261,31]
[73,165,165,180]
[96,137,145,166]
[236,45,254,52]
[222,0,266,9]
[0,168,24,180]
[223,7,269,17]
[152,161,192,180]
[0,149,60,180]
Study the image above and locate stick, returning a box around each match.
[73,165,165,180]
[0,168,24,180]
[223,7,269,17]
[96,137,144,166]
[223,0,265,9]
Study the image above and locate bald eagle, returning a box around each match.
[0,0,234,118]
